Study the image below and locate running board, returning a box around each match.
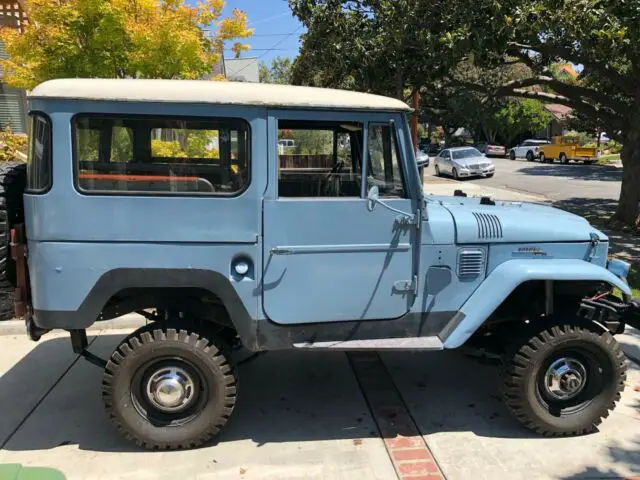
[293,336,443,350]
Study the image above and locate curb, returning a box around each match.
[0,314,146,336]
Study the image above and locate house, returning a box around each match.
[538,103,573,139]
[0,0,28,133]
[223,57,259,83]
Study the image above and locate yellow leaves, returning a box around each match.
[0,0,253,89]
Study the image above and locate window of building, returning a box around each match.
[73,116,249,195]
[26,114,51,193]
[367,124,406,198]
[277,121,363,197]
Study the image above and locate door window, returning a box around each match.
[277,120,363,198]
[367,124,406,198]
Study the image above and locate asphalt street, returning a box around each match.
[426,156,623,202]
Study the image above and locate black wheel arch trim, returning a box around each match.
[32,268,256,345]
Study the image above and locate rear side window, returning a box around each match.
[73,115,250,196]
[26,114,52,193]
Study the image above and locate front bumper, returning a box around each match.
[458,167,495,177]
[579,295,640,333]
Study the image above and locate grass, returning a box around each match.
[597,153,621,164]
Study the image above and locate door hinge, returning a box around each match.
[394,275,418,295]
[395,213,419,227]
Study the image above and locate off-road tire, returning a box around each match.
[502,323,625,437]
[0,163,26,321]
[102,324,238,450]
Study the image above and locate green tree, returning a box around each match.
[493,100,552,148]
[0,0,253,89]
[259,57,294,84]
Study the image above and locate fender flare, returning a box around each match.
[442,259,631,349]
[32,268,255,344]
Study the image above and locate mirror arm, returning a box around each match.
[371,197,418,226]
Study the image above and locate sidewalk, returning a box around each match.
[0,331,637,480]
[423,176,545,203]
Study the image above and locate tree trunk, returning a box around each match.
[612,117,640,229]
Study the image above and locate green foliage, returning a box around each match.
[260,57,293,84]
[565,130,593,147]
[493,99,552,147]
[291,130,333,155]
[606,140,623,154]
[0,0,253,89]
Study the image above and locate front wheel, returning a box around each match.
[102,324,238,450]
[452,167,459,180]
[502,323,625,436]
[434,164,441,176]
[509,151,516,160]
[560,153,569,164]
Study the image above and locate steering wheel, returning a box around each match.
[320,161,345,196]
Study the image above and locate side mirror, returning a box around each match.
[367,185,380,212]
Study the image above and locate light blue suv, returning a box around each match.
[12,78,639,450]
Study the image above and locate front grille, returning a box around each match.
[457,248,486,279]
[473,212,503,239]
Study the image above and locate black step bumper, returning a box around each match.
[579,296,640,333]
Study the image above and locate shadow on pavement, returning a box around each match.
[517,164,622,182]
[0,336,542,454]
[553,197,640,261]
[560,399,640,480]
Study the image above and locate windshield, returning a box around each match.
[452,148,482,160]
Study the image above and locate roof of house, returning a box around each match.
[224,57,259,83]
[544,103,574,121]
[29,79,411,112]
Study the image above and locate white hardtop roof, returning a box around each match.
[29,78,411,112]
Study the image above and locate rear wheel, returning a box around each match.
[502,323,625,436]
[560,153,569,164]
[102,323,238,450]
[584,160,595,165]
[539,153,546,163]
[526,151,534,162]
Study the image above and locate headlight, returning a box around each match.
[607,258,630,279]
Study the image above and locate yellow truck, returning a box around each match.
[538,136,600,164]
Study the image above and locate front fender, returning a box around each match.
[443,259,632,349]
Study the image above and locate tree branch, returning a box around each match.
[507,42,634,93]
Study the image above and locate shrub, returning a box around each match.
[606,140,623,154]
[0,126,27,162]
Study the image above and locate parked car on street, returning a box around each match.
[476,142,506,157]
[415,149,430,168]
[434,147,495,179]
[9,78,639,450]
[509,139,551,161]
[538,136,601,164]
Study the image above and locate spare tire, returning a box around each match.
[0,162,27,320]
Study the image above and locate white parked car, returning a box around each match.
[509,139,550,161]
[434,147,495,179]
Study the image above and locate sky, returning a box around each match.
[188,0,305,66]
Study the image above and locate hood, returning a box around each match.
[451,155,489,167]
[431,196,606,244]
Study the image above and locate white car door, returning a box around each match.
[516,142,530,158]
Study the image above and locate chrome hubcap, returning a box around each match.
[544,357,587,400]
[145,366,195,412]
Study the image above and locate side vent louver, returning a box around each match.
[457,248,486,279]
[473,212,503,239]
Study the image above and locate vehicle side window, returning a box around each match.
[26,114,52,193]
[73,115,249,195]
[367,124,406,198]
[277,120,363,198]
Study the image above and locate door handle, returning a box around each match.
[270,247,293,255]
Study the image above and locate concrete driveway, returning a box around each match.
[0,329,638,480]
